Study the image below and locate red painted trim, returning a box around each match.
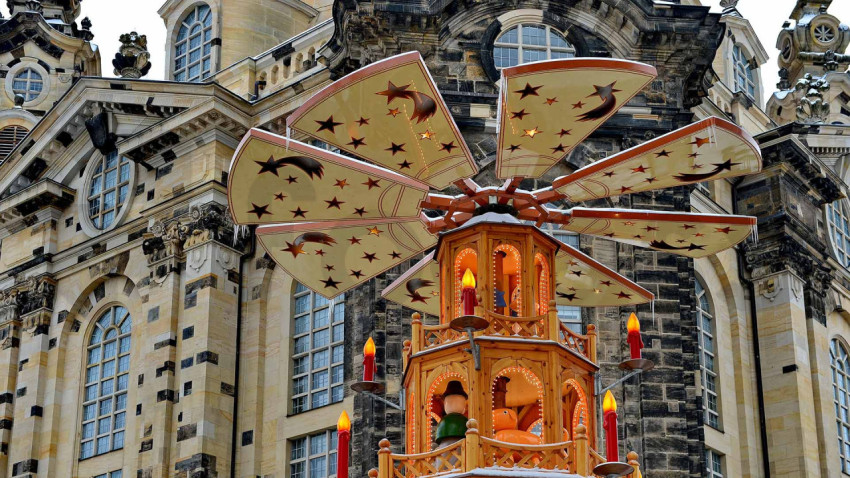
[551,116,762,190]
[502,58,658,78]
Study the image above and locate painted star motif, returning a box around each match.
[715,227,734,234]
[570,270,583,277]
[522,127,543,139]
[325,265,335,271]
[644,226,659,232]
[623,221,635,226]
[350,270,364,279]
[274,192,286,201]
[551,143,567,154]
[377,81,411,103]
[387,108,401,117]
[290,207,308,218]
[688,244,707,251]
[506,144,521,152]
[255,156,285,175]
[603,171,615,177]
[325,197,344,209]
[571,100,585,109]
[398,160,412,169]
[515,82,542,99]
[682,224,696,229]
[560,293,578,302]
[688,152,700,158]
[587,82,621,99]
[545,97,558,105]
[557,129,572,137]
[353,207,367,217]
[511,109,530,120]
[439,141,458,153]
[356,117,370,126]
[348,236,361,245]
[334,179,349,189]
[634,234,644,239]
[600,280,613,287]
[320,276,341,289]
[654,149,671,158]
[367,226,383,237]
[386,143,406,155]
[389,251,402,259]
[286,176,298,184]
[620,186,633,194]
[713,159,740,171]
[281,241,306,257]
[315,115,343,133]
[691,163,704,170]
[632,165,648,173]
[645,177,658,184]
[347,136,366,149]
[362,252,378,263]
[694,232,705,237]
[248,203,271,219]
[315,249,325,256]
[363,178,381,189]
[689,136,711,147]
[604,233,616,238]
[419,130,434,140]
[616,291,632,300]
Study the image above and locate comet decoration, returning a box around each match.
[228,53,762,304]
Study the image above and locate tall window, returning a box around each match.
[828,201,850,268]
[551,231,581,332]
[494,24,575,68]
[831,338,850,473]
[705,449,724,478]
[290,430,338,478]
[95,472,123,478]
[696,279,720,428]
[81,306,131,459]
[0,125,28,161]
[87,151,132,230]
[732,44,755,99]
[174,4,214,82]
[12,68,43,102]
[292,283,344,414]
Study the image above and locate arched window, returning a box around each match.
[80,306,132,459]
[87,151,132,230]
[696,279,720,428]
[827,200,850,268]
[173,4,214,82]
[493,24,575,69]
[0,125,29,161]
[732,44,755,99]
[12,68,43,101]
[291,283,344,414]
[831,338,850,473]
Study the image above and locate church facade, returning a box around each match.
[0,0,847,477]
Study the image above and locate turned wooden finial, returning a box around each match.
[548,299,557,308]
[402,339,411,350]
[411,312,422,324]
[379,438,391,451]
[627,451,638,462]
[575,423,587,437]
[368,469,378,478]
[587,324,597,334]
[465,418,479,431]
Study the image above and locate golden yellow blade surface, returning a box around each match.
[562,208,756,258]
[381,251,440,316]
[227,129,429,225]
[551,117,761,201]
[257,218,436,297]
[497,59,657,179]
[287,51,477,189]
[555,240,653,307]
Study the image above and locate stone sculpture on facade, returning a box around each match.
[795,73,831,123]
[112,31,152,79]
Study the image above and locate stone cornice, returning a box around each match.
[0,178,74,226]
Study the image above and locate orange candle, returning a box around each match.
[603,391,619,461]
[363,337,376,381]
[337,411,350,478]
[627,313,644,360]
[461,268,477,316]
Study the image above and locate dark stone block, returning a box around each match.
[147,306,159,323]
[140,438,153,452]
[11,459,37,475]
[156,164,172,179]
[30,405,42,417]
[156,389,176,402]
[174,453,217,473]
[242,430,253,446]
[197,351,218,365]
[0,419,12,429]
[15,387,25,398]
[153,338,176,350]
[181,357,194,369]
[156,361,175,377]
[221,382,235,396]
[182,326,194,340]
[177,423,197,441]
[0,393,13,404]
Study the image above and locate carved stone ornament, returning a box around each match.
[0,289,21,324]
[795,73,831,123]
[112,31,152,79]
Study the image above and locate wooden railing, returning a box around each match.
[409,301,596,363]
[375,420,642,478]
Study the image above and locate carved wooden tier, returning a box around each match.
[388,214,640,478]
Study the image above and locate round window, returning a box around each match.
[493,24,575,69]
[4,63,50,106]
[83,151,135,232]
[813,23,836,44]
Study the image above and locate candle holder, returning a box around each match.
[592,461,634,477]
[450,315,489,371]
[618,357,655,372]
[351,381,386,394]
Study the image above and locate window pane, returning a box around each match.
[550,30,569,48]
[497,26,518,43]
[523,49,547,63]
[313,329,329,348]
[522,25,546,46]
[311,390,328,408]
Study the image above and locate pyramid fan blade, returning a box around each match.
[381,251,440,316]
[227,129,431,225]
[286,51,477,189]
[555,240,653,307]
[562,208,756,258]
[550,116,761,201]
[257,218,436,298]
[496,58,657,179]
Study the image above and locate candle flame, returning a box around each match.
[627,313,641,333]
[462,268,476,288]
[363,337,376,357]
[337,410,351,431]
[603,390,617,413]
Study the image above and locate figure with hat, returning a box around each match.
[434,380,468,450]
